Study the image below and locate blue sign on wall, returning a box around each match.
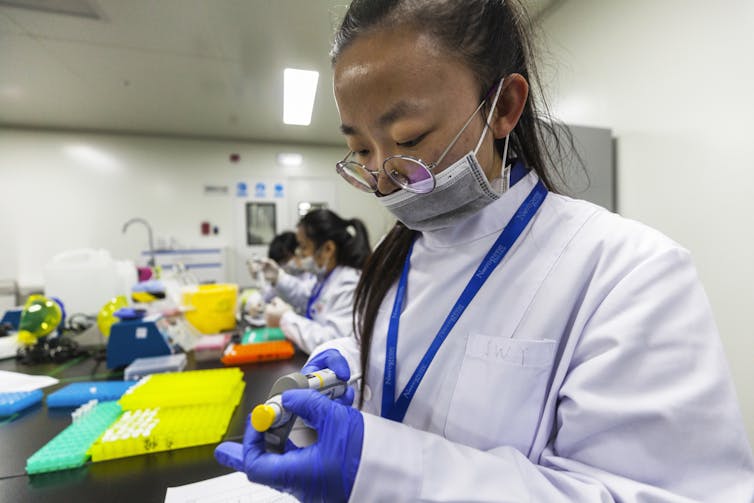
[274,183,285,198]
[236,182,247,197]
[255,182,266,198]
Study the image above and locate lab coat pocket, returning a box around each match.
[444,334,556,454]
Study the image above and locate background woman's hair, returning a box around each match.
[267,231,298,265]
[332,0,579,407]
[298,209,371,270]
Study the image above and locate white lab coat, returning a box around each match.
[265,270,317,314]
[314,171,754,502]
[278,265,360,354]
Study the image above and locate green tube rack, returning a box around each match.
[26,401,122,474]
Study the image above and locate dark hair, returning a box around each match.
[268,231,298,265]
[298,209,371,269]
[332,0,575,407]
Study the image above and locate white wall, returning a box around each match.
[540,0,754,444]
[0,128,394,288]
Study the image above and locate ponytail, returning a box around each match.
[298,209,371,270]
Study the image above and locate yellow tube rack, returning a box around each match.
[118,368,244,410]
[89,377,244,461]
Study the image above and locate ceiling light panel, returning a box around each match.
[283,68,319,126]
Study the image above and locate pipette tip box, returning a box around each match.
[47,382,135,408]
[124,353,187,381]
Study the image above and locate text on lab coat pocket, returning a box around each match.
[444,334,557,454]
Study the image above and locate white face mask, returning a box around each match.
[376,81,509,232]
[378,150,505,232]
[296,256,317,275]
[311,247,331,278]
[313,262,328,277]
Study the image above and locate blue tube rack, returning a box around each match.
[0,390,44,416]
[47,382,135,408]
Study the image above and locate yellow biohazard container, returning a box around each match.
[181,284,238,334]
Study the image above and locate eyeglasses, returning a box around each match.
[335,81,502,194]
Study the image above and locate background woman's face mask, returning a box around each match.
[283,256,314,276]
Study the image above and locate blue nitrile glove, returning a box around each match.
[302,349,354,407]
[215,388,364,503]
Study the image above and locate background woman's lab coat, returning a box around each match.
[315,171,754,502]
[279,265,360,354]
[266,270,317,315]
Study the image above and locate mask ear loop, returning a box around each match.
[500,134,511,192]
[473,78,505,154]
[474,78,510,192]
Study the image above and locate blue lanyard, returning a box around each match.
[381,179,548,422]
[306,270,333,319]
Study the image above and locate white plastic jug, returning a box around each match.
[43,249,125,315]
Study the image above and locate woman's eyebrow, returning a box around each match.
[339,100,425,136]
[378,100,424,127]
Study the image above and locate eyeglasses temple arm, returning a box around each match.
[432,98,488,169]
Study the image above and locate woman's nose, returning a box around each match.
[375,161,401,195]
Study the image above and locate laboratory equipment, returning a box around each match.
[43,248,134,315]
[238,288,266,327]
[220,340,294,366]
[96,295,129,339]
[0,308,22,331]
[131,280,167,303]
[27,368,246,472]
[25,400,123,474]
[88,368,245,461]
[118,367,243,409]
[182,283,238,334]
[14,296,87,363]
[193,333,231,362]
[106,314,174,369]
[17,295,63,346]
[241,326,285,344]
[251,368,347,453]
[124,353,187,381]
[0,390,44,416]
[47,382,135,408]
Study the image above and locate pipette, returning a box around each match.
[251,369,360,453]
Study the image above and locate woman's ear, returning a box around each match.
[491,73,529,139]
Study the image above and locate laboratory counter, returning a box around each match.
[0,348,308,503]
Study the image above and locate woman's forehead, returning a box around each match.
[334,28,464,99]
[333,28,478,127]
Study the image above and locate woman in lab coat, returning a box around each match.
[216,0,754,501]
[263,209,371,354]
[252,231,317,312]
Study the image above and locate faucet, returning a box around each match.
[122,217,156,267]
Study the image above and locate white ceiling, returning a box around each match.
[0,0,556,146]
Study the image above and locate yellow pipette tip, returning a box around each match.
[251,404,277,432]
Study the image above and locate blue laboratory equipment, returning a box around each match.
[106,312,174,369]
[1,308,22,331]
